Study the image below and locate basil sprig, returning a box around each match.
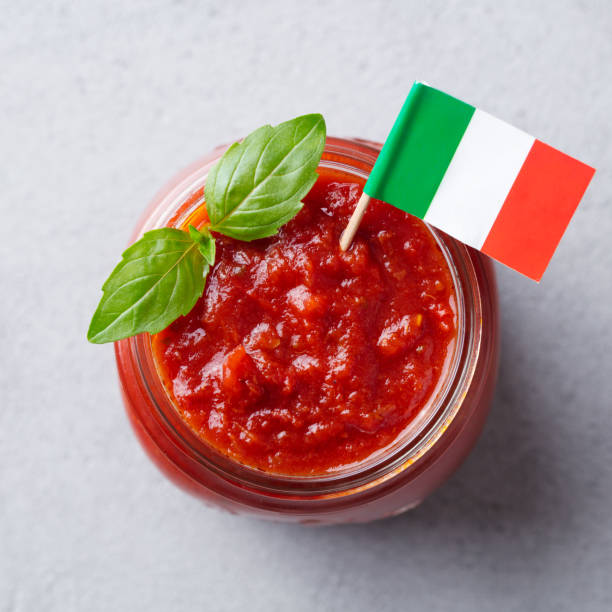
[88,114,326,344]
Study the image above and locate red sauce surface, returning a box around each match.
[152,170,457,475]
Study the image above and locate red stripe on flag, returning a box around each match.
[481,140,595,281]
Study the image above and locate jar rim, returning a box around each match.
[117,136,484,499]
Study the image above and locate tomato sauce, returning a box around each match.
[152,169,457,476]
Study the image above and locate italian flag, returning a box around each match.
[364,83,595,281]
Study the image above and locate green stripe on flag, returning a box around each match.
[365,83,475,219]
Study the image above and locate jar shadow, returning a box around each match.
[403,317,577,536]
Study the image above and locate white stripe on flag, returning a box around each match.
[424,109,535,249]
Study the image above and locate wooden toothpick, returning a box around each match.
[339,192,371,251]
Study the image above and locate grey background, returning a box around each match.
[1,1,611,610]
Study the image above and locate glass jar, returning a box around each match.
[115,137,499,524]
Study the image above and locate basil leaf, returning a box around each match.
[87,227,215,344]
[206,113,326,240]
[189,224,216,267]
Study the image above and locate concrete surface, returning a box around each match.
[1,1,611,610]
